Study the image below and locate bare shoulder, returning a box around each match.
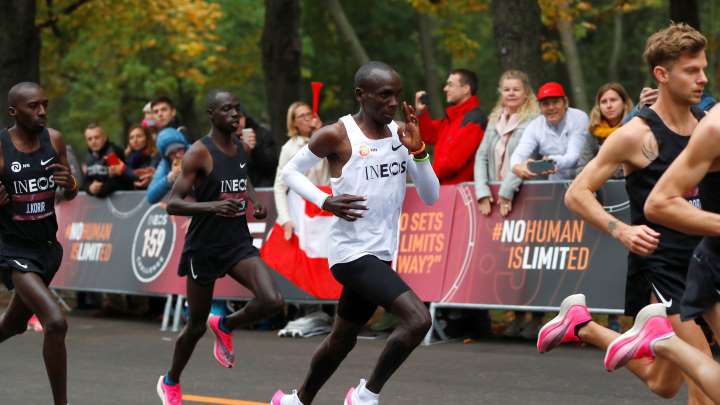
[696,105,720,137]
[184,139,210,170]
[47,128,68,154]
[308,120,348,158]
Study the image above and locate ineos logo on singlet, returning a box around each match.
[13,175,55,194]
[220,178,247,193]
[364,161,407,180]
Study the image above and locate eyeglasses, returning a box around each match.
[294,112,313,121]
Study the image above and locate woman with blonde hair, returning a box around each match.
[576,82,633,178]
[273,101,327,240]
[474,70,541,339]
[474,69,539,217]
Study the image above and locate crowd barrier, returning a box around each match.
[50,181,631,341]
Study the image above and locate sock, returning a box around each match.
[164,373,178,386]
[357,381,379,402]
[219,316,232,333]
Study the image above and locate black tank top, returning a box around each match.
[625,107,703,270]
[183,135,252,254]
[0,128,59,244]
[700,171,720,250]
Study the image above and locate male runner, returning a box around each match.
[156,90,284,405]
[536,23,713,404]
[0,82,78,405]
[272,61,440,405]
[597,101,720,402]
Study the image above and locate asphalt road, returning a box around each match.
[0,311,688,405]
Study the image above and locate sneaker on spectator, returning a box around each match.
[271,389,303,405]
[503,316,526,338]
[208,315,235,368]
[156,375,182,405]
[537,294,592,353]
[344,379,379,405]
[604,303,675,372]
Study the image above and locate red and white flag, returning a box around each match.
[260,187,342,299]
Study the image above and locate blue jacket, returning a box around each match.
[146,128,190,204]
[624,93,716,123]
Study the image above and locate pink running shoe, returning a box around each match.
[27,315,43,332]
[537,294,592,353]
[208,314,235,368]
[604,303,675,372]
[271,389,302,405]
[344,387,355,405]
[156,375,182,405]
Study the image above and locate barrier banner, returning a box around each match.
[438,181,630,311]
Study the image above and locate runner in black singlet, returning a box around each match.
[0,82,78,405]
[156,90,284,405]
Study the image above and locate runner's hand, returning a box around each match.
[613,224,659,256]
[399,102,423,152]
[253,202,267,219]
[46,163,74,189]
[0,182,9,206]
[322,194,367,221]
[211,199,245,217]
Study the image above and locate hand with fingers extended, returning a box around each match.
[46,163,75,190]
[498,197,513,217]
[478,197,493,216]
[253,202,267,220]
[612,223,660,256]
[399,101,424,152]
[0,181,9,206]
[211,199,246,217]
[322,194,367,221]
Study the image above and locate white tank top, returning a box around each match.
[328,114,410,267]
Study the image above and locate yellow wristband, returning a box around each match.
[411,141,426,156]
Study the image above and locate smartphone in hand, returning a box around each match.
[527,159,555,174]
[104,152,121,167]
[420,93,430,106]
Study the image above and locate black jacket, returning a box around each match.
[82,141,135,197]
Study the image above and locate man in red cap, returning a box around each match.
[414,68,487,184]
[511,82,589,181]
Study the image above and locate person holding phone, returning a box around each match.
[232,103,278,187]
[81,123,134,197]
[510,82,589,181]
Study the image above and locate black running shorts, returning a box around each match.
[331,254,411,324]
[0,240,63,290]
[625,254,688,317]
[179,242,259,286]
[681,239,720,321]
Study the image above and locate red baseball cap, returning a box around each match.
[537,82,566,101]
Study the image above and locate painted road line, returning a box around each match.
[183,394,268,405]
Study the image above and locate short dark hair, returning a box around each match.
[151,95,175,109]
[354,61,398,90]
[85,122,101,131]
[8,82,43,106]
[450,68,478,95]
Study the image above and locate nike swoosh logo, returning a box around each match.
[652,283,672,308]
[391,144,403,151]
[190,259,198,280]
[40,157,54,166]
[239,163,246,168]
[13,260,28,269]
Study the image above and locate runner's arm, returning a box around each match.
[407,155,440,205]
[646,113,720,235]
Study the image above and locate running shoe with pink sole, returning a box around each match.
[156,375,182,405]
[537,294,592,353]
[208,314,235,368]
[604,303,675,372]
[271,389,302,405]
[344,379,378,405]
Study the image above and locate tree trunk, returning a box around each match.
[261,0,301,149]
[556,0,589,111]
[608,8,623,82]
[325,0,370,65]
[490,0,544,90]
[670,0,699,30]
[417,12,443,118]
[0,1,40,128]
[176,79,199,142]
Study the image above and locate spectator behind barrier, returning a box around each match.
[415,68,487,184]
[151,95,187,135]
[511,82,589,181]
[576,83,634,178]
[623,87,715,123]
[274,101,328,240]
[125,124,159,190]
[146,127,189,203]
[474,69,539,218]
[234,102,278,187]
[82,123,135,197]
